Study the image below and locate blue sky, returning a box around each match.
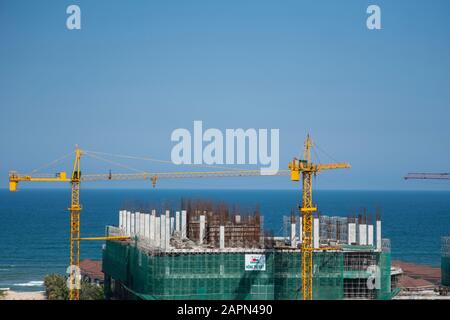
[1,0,450,190]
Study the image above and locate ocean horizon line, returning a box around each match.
[1,187,450,192]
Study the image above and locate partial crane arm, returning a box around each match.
[405,173,450,180]
[288,159,350,181]
[317,163,351,171]
[10,169,290,190]
[83,170,290,180]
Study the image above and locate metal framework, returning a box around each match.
[69,147,81,300]
[288,135,350,300]
[405,173,450,180]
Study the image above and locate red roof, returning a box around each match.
[79,259,104,281]
[398,275,434,289]
[392,260,441,288]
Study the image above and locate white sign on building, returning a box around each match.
[245,254,266,271]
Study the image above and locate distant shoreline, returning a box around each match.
[0,290,45,300]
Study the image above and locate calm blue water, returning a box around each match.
[1,189,449,292]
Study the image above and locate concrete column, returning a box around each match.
[219,225,225,249]
[135,212,141,236]
[367,224,374,246]
[175,211,180,233]
[126,211,131,236]
[149,213,153,239]
[299,216,302,244]
[160,214,166,249]
[165,210,171,248]
[139,213,146,238]
[170,217,175,236]
[290,223,296,248]
[359,223,367,245]
[313,217,320,249]
[119,211,124,234]
[120,211,124,233]
[119,210,124,230]
[376,219,382,251]
[199,215,206,244]
[122,211,127,232]
[155,216,161,247]
[130,213,135,236]
[135,213,140,236]
[348,221,356,245]
[144,214,150,239]
[150,210,156,241]
[181,210,187,239]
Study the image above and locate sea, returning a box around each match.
[1,189,449,292]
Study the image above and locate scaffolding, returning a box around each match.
[319,215,349,244]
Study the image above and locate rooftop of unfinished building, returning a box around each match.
[109,232,384,255]
[112,200,387,255]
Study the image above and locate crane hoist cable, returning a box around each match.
[29,151,74,174]
[83,149,252,171]
[84,152,150,174]
[314,142,341,164]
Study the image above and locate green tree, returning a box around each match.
[80,281,104,300]
[43,274,104,300]
[44,274,68,300]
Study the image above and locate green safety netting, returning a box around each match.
[102,241,392,300]
[442,257,450,287]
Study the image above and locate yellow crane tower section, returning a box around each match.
[288,135,350,300]
[8,147,132,300]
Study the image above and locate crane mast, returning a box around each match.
[9,148,85,300]
[69,146,82,300]
[289,135,350,300]
[301,170,315,300]
[405,173,450,180]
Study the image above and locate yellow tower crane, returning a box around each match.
[9,146,289,300]
[288,135,350,300]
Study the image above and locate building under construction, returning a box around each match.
[102,200,399,300]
